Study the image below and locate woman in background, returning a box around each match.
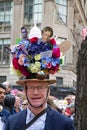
[4,94,15,115]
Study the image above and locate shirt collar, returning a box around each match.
[26,105,47,123]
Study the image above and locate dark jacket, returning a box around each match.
[0,108,11,123]
[5,108,74,130]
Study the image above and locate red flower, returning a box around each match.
[49,65,59,74]
[52,47,60,58]
[30,37,38,43]
[50,38,56,46]
[12,58,19,69]
[46,63,52,69]
[12,58,31,76]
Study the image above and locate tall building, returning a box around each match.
[0,0,87,86]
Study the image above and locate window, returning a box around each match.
[24,0,43,24]
[0,39,11,64]
[55,0,68,24]
[56,77,63,85]
[0,1,13,25]
[0,76,6,82]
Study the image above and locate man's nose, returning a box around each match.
[33,87,39,94]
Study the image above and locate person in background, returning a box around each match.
[5,77,74,130]
[66,97,72,105]
[65,97,72,117]
[47,97,62,113]
[0,83,10,127]
[21,99,28,110]
[14,96,22,113]
[4,94,16,115]
[0,83,6,106]
[67,103,75,120]
[3,81,11,95]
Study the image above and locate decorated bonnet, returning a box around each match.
[10,26,61,85]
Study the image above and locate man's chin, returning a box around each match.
[29,102,43,108]
[31,104,41,107]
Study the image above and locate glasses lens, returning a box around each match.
[28,86,47,90]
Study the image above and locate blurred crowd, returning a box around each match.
[47,95,75,120]
[0,81,28,129]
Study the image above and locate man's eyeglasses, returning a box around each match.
[27,86,48,91]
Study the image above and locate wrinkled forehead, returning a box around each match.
[25,81,49,87]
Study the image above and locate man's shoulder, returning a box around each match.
[48,109,73,123]
[45,110,74,130]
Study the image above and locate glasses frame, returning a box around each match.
[26,85,48,91]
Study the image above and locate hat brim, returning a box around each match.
[16,79,56,86]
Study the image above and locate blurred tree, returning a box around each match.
[75,36,87,130]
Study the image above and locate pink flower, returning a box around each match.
[52,47,60,58]
[12,58,31,76]
[18,54,26,66]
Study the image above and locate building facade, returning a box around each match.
[0,0,87,86]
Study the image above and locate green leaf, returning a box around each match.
[16,38,21,44]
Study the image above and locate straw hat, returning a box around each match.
[16,76,56,86]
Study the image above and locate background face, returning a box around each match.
[21,28,27,39]
[6,86,11,94]
[42,31,51,42]
[0,88,5,104]
[26,81,49,108]
[22,100,28,109]
[14,96,21,108]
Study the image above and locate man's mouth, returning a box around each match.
[32,97,41,100]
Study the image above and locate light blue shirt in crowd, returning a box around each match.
[26,107,47,130]
[0,117,5,130]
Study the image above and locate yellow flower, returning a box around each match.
[29,62,41,73]
[10,62,23,78]
[34,54,40,61]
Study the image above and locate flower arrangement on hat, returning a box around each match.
[10,37,61,78]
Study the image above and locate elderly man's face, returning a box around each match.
[0,87,5,104]
[25,81,49,108]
